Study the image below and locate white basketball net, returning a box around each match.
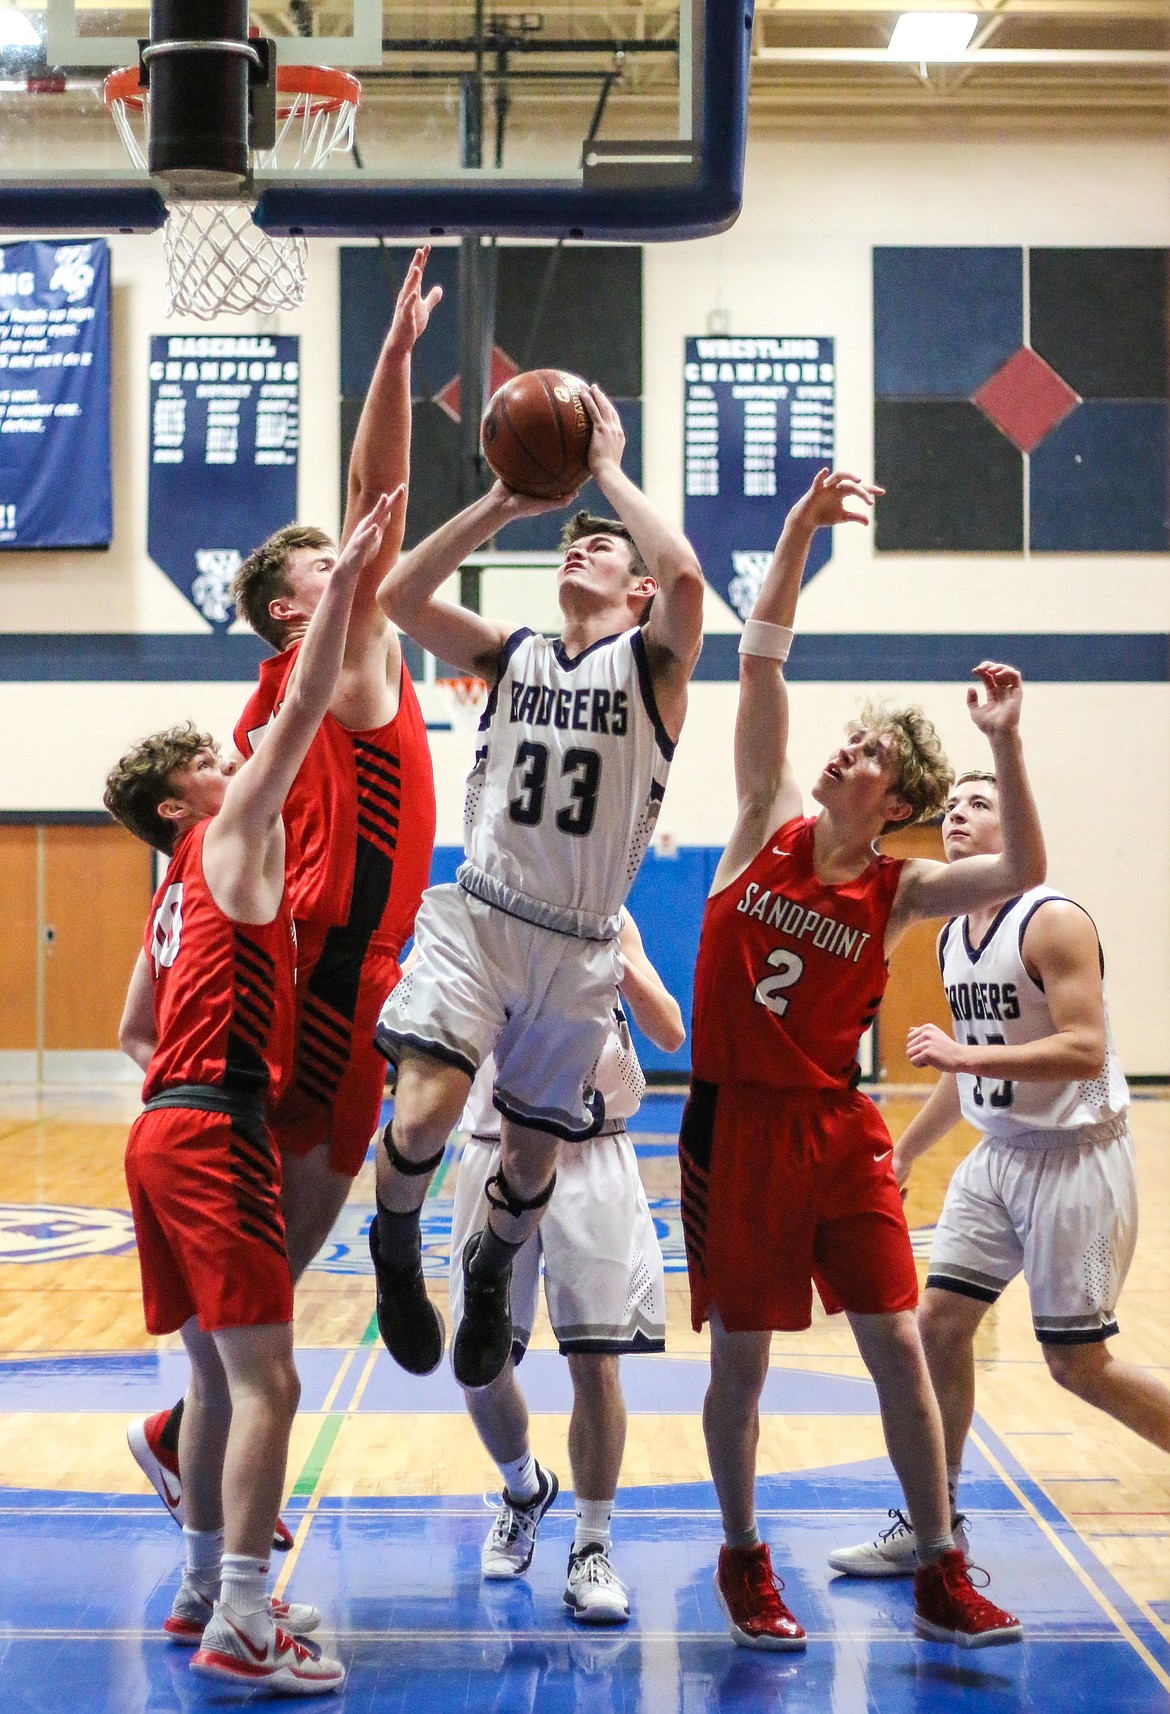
[108,76,357,318]
[160,202,309,317]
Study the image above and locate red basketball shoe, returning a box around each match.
[714,1543,807,1651]
[127,1411,184,1527]
[914,1549,1022,1647]
[128,1410,295,1551]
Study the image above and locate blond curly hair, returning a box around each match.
[849,702,955,834]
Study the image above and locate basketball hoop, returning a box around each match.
[437,675,489,738]
[103,64,360,318]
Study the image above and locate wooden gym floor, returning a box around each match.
[1,1085,1168,1710]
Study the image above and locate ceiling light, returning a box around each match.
[887,13,978,60]
[0,9,41,51]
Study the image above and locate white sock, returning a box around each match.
[183,1525,224,1596]
[947,1464,961,1515]
[916,1532,955,1565]
[220,1552,270,1618]
[500,1451,540,1504]
[725,1522,761,1551]
[574,1498,613,1554]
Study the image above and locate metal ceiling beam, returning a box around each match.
[756,45,1170,62]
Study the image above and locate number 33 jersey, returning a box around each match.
[691,815,904,1091]
[459,627,674,940]
[940,886,1129,1143]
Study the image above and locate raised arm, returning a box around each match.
[713,470,882,891]
[891,664,1047,929]
[617,913,686,1053]
[908,900,1106,1083]
[341,246,441,575]
[377,482,571,682]
[118,949,157,1075]
[891,1071,962,1189]
[205,491,397,915]
[581,385,705,739]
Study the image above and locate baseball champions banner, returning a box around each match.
[0,238,111,549]
[148,333,300,627]
[683,336,836,618]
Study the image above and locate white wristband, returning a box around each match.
[738,619,794,661]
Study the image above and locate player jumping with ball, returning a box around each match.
[370,384,705,1392]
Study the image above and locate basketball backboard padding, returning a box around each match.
[252,2,751,242]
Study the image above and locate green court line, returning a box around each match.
[292,1411,347,1497]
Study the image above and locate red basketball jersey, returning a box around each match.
[234,646,436,951]
[691,815,905,1091]
[141,821,297,1107]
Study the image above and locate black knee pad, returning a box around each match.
[485,1164,557,1219]
[380,1123,445,1178]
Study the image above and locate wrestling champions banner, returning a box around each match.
[683,336,835,619]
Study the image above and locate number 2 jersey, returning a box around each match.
[141,821,297,1110]
[459,627,674,940]
[691,815,904,1091]
[939,885,1129,1144]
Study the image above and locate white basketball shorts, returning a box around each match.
[449,1131,666,1358]
[926,1126,1138,1343]
[376,883,621,1141]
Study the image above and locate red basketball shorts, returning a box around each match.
[679,1079,918,1333]
[272,926,399,1177]
[124,1107,293,1336]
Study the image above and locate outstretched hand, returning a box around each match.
[582,382,626,476]
[791,468,884,531]
[966,661,1023,739]
[388,245,443,354]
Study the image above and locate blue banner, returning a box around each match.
[148,334,299,627]
[683,336,835,619]
[0,239,111,548]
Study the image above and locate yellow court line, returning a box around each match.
[318,1347,358,1416]
[273,1346,380,1603]
[969,1427,1170,1694]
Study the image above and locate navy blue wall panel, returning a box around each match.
[1030,248,1169,401]
[873,247,1022,398]
[874,245,1170,555]
[1030,402,1170,553]
[874,400,1023,551]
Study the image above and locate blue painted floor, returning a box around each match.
[3,1434,1170,1710]
[4,1094,1170,1709]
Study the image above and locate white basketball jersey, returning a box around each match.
[939,885,1129,1146]
[458,628,673,940]
[461,1001,646,1141]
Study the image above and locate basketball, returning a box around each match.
[481,369,593,499]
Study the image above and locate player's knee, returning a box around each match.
[1043,1341,1101,1400]
[261,1353,301,1423]
[567,1351,621,1403]
[919,1288,970,1356]
[381,1112,446,1175]
[709,1333,770,1405]
[188,1367,231,1421]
